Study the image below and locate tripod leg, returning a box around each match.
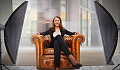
[0,64,2,70]
[0,64,10,70]
[2,64,10,70]
[112,64,120,70]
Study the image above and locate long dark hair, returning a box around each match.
[50,16,65,32]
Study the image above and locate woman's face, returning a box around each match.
[54,17,60,27]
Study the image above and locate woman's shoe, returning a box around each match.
[68,58,82,69]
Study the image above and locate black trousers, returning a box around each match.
[54,35,72,68]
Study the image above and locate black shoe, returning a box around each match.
[68,59,82,69]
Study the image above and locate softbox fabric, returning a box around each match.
[4,1,28,64]
[94,1,118,64]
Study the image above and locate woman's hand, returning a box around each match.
[35,32,40,35]
[74,32,79,35]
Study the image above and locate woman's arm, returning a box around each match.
[39,29,49,36]
[65,29,76,35]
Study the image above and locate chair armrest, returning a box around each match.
[30,34,45,69]
[31,34,45,56]
[71,34,85,62]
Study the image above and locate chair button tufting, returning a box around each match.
[46,61,50,65]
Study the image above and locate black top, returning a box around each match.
[39,27,76,48]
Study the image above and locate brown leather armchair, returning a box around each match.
[30,34,85,69]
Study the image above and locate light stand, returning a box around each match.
[112,25,120,70]
[113,64,120,70]
[0,24,9,70]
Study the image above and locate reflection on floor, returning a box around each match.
[80,47,106,65]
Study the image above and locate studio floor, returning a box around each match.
[2,65,120,70]
[2,47,107,66]
[2,47,120,70]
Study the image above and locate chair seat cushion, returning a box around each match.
[43,48,71,55]
[42,55,68,59]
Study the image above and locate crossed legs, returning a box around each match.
[54,35,79,70]
[54,40,61,68]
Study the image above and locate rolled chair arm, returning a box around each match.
[30,34,45,69]
[71,34,85,62]
[31,34,45,55]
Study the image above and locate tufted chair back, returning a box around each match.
[43,35,73,48]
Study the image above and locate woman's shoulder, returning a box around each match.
[49,27,54,32]
[63,28,67,31]
[49,27,52,30]
[60,27,66,31]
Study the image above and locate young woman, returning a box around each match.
[35,16,82,70]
